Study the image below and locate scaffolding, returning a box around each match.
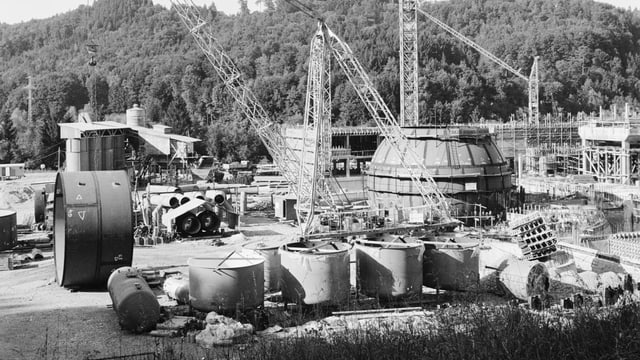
[579,104,640,185]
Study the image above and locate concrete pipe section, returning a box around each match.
[197,210,220,234]
[499,260,549,300]
[355,235,424,299]
[107,267,160,333]
[177,213,201,236]
[54,171,133,288]
[280,241,351,306]
[188,250,264,312]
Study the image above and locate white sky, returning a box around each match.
[0,0,637,25]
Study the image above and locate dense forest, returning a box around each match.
[0,0,639,166]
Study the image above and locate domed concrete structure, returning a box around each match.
[367,126,512,218]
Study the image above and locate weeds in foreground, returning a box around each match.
[37,303,640,360]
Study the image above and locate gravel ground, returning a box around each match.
[0,172,298,359]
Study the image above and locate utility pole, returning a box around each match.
[26,76,33,123]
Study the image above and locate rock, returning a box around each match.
[196,312,254,348]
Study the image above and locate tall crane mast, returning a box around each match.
[416,6,540,124]
[399,0,419,127]
[170,0,335,209]
[297,24,334,235]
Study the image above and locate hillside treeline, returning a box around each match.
[0,0,639,166]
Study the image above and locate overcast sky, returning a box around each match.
[0,0,637,24]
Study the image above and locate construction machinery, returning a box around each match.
[412,2,540,124]
[172,0,454,239]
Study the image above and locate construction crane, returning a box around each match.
[282,0,452,222]
[296,24,334,235]
[170,0,336,213]
[415,5,540,124]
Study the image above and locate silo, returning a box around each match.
[126,104,145,127]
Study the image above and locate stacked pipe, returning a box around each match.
[206,190,238,230]
[510,212,557,260]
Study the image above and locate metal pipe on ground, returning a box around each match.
[150,194,180,209]
[107,267,160,333]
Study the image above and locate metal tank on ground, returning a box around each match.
[354,235,424,299]
[243,239,282,293]
[107,266,160,333]
[367,126,512,219]
[188,250,264,312]
[280,241,351,306]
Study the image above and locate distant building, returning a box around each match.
[0,163,25,180]
[58,105,200,173]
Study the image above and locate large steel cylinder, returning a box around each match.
[355,238,424,299]
[177,213,201,236]
[280,241,351,306]
[0,210,17,251]
[499,259,549,300]
[54,171,133,288]
[197,210,220,233]
[107,266,160,333]
[188,252,264,312]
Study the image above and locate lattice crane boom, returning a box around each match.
[171,0,331,205]
[324,24,451,221]
[297,24,334,235]
[416,6,539,124]
[400,0,419,127]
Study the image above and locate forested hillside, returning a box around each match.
[0,0,639,166]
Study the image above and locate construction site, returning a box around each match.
[2,0,640,359]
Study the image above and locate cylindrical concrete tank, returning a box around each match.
[0,210,17,251]
[54,171,133,288]
[197,210,220,233]
[499,260,549,300]
[107,266,160,333]
[280,241,350,305]
[177,213,201,236]
[34,186,47,223]
[355,238,424,299]
[126,104,145,127]
[188,252,264,312]
[243,240,282,293]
